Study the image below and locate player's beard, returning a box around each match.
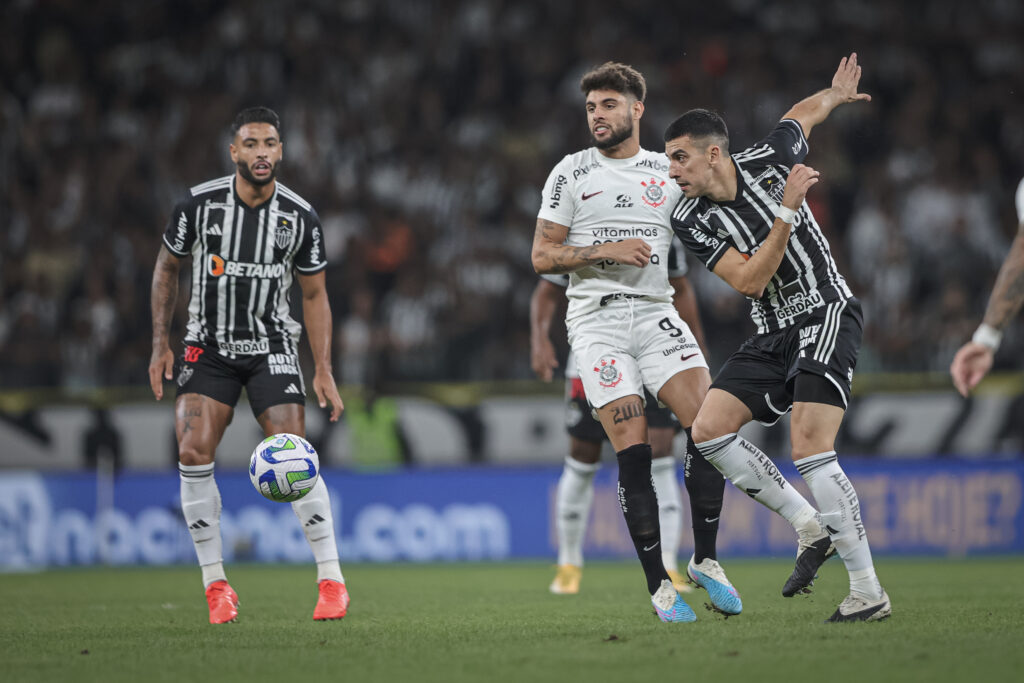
[591,120,633,150]
[237,159,278,186]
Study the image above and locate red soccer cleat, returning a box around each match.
[313,580,349,621]
[205,580,239,624]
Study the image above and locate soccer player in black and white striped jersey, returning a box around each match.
[664,54,891,622]
[149,107,348,624]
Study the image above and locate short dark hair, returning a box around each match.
[663,109,729,151]
[579,62,646,103]
[231,106,281,138]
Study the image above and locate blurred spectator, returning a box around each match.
[1,0,1023,391]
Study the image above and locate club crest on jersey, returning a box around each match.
[641,178,667,207]
[274,218,293,249]
[593,356,623,388]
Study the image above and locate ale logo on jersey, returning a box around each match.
[208,254,286,279]
[594,356,623,388]
[641,178,667,207]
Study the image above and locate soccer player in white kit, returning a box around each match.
[531,62,737,622]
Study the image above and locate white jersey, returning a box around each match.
[538,147,682,324]
[1016,177,1024,224]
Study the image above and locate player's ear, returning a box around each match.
[633,99,644,121]
[229,142,238,163]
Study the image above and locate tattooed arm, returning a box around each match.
[531,218,652,274]
[149,245,181,400]
[951,217,1024,396]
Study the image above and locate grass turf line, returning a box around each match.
[1,558,1022,683]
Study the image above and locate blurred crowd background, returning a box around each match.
[2,0,1023,393]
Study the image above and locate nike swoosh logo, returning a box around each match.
[680,353,699,361]
[581,191,604,200]
[704,516,720,523]
[642,542,660,552]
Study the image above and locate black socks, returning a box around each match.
[684,427,726,563]
[617,443,669,594]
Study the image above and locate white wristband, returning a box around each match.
[775,206,798,224]
[971,323,1002,352]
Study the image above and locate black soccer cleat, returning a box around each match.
[825,590,891,622]
[782,535,836,597]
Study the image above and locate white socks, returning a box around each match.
[179,462,226,587]
[651,456,683,573]
[796,451,882,599]
[291,476,345,584]
[695,433,819,533]
[555,456,600,567]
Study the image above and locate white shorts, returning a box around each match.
[567,298,708,410]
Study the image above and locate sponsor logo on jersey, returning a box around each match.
[661,342,699,357]
[206,223,222,236]
[183,345,205,363]
[641,178,667,207]
[775,290,824,323]
[614,194,633,208]
[208,255,287,279]
[549,174,567,209]
[309,226,322,264]
[687,229,721,250]
[172,212,189,252]
[591,226,658,238]
[593,356,623,388]
[791,139,802,155]
[635,157,668,172]
[573,161,602,179]
[217,339,270,354]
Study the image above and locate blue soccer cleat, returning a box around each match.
[687,555,743,615]
[651,579,697,623]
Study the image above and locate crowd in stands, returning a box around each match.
[2,0,1022,392]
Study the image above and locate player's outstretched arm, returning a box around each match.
[951,217,1024,396]
[530,278,563,382]
[710,164,820,298]
[782,52,871,139]
[531,218,652,274]
[298,271,344,422]
[150,245,181,400]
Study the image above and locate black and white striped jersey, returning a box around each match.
[162,175,327,358]
[670,119,852,334]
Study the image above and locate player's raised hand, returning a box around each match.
[601,238,652,267]
[950,341,994,397]
[781,164,820,211]
[832,53,871,104]
[531,336,559,382]
[313,368,344,422]
[149,346,175,400]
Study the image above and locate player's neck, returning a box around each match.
[597,136,641,160]
[235,174,276,208]
[706,158,738,203]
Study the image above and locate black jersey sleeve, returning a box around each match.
[294,208,328,274]
[671,207,731,273]
[162,198,197,257]
[745,119,809,170]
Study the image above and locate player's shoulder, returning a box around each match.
[275,182,317,216]
[670,194,708,227]
[187,174,233,200]
[556,147,602,177]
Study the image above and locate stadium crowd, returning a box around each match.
[2,0,1023,391]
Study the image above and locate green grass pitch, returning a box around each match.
[2,558,1022,683]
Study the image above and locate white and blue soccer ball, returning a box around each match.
[249,433,320,502]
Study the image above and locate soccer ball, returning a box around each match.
[249,433,320,502]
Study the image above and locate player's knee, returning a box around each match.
[178,446,214,467]
[569,438,602,464]
[689,414,720,446]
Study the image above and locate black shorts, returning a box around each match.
[712,298,863,425]
[174,343,306,418]
[565,377,678,443]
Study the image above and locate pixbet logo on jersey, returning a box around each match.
[594,356,623,388]
[208,255,287,278]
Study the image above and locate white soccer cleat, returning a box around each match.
[826,590,892,622]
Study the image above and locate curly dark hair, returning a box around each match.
[579,62,646,102]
